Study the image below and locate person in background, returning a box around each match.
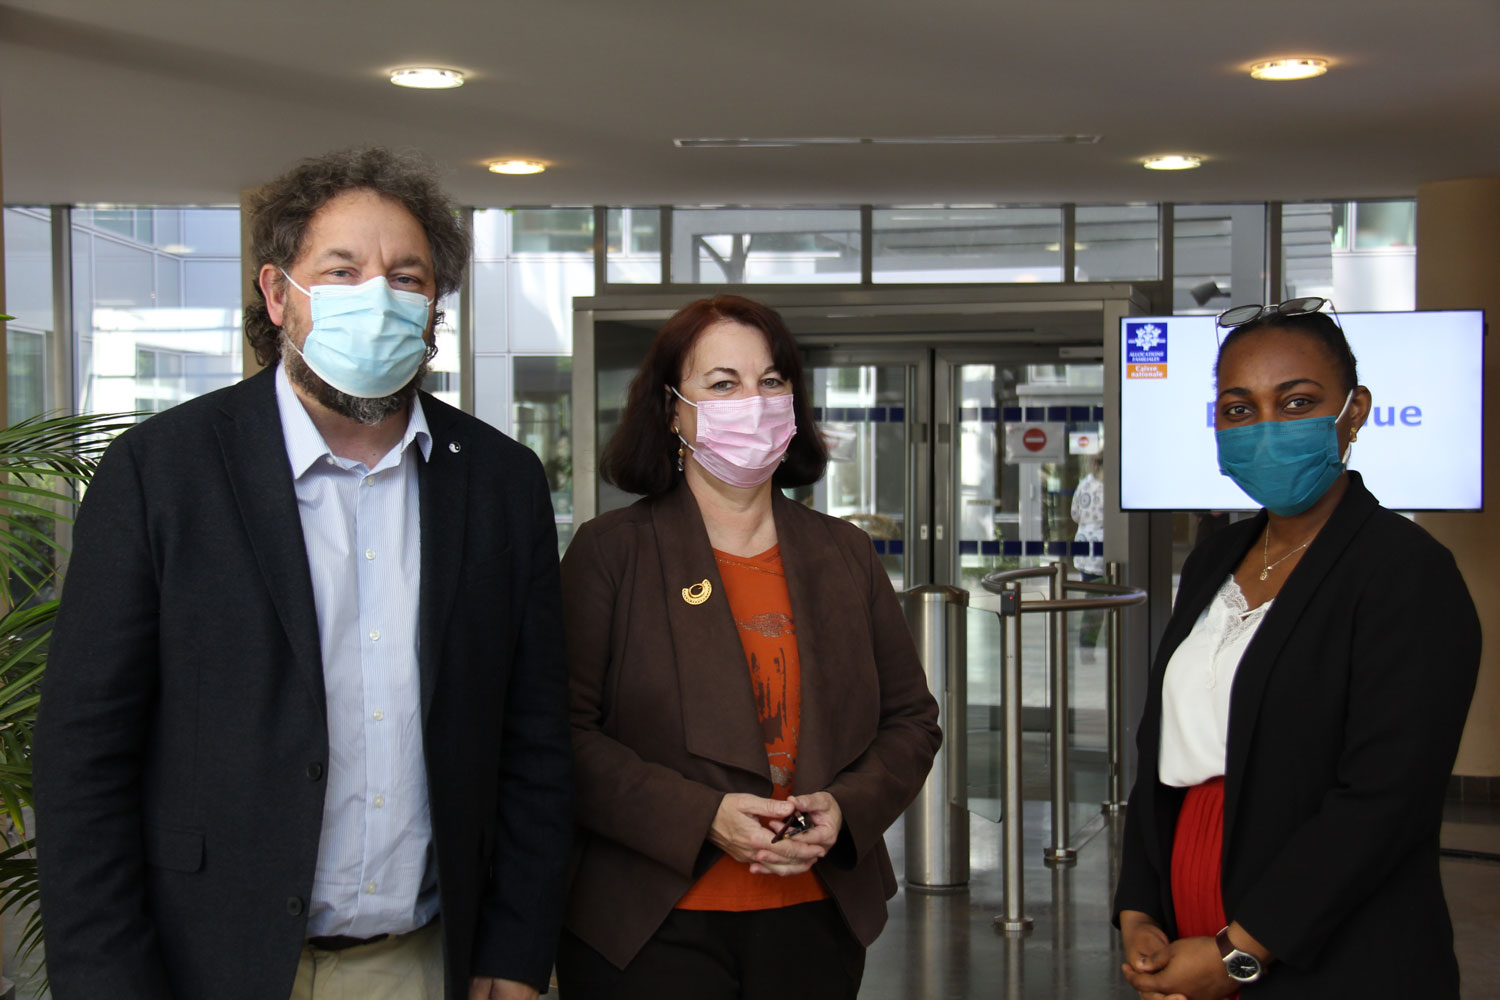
[35,147,572,1000]
[1113,298,1480,999]
[557,294,941,999]
[1071,452,1107,659]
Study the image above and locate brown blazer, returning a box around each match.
[560,482,941,968]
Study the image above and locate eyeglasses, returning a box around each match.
[1216,297,1335,330]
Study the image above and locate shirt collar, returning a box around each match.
[274,362,433,479]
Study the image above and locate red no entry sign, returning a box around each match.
[1023,427,1048,451]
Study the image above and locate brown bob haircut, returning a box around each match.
[599,295,829,497]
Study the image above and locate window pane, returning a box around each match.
[4,207,55,336]
[872,206,1062,283]
[605,207,661,283]
[508,258,594,353]
[1074,204,1159,281]
[1281,201,1415,311]
[1281,202,1337,301]
[1354,200,1416,250]
[512,356,573,522]
[672,208,861,284]
[512,208,594,254]
[75,206,243,416]
[6,330,47,424]
[1172,204,1265,314]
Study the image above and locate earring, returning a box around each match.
[1350,430,1359,442]
[676,446,685,472]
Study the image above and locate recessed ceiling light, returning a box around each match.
[1249,58,1329,81]
[487,159,547,175]
[1143,154,1202,171]
[389,67,465,89]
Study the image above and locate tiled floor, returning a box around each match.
[5,803,1497,998]
[861,802,1500,999]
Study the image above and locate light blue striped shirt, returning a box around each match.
[274,364,439,939]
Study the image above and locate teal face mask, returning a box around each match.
[280,270,432,398]
[1215,390,1354,516]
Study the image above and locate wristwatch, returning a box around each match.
[1215,926,1263,984]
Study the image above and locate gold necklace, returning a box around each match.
[1260,527,1312,581]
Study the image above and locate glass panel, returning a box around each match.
[1280,202,1337,301]
[75,207,242,416]
[512,208,594,254]
[6,330,47,424]
[4,207,55,336]
[965,604,1005,822]
[427,289,461,408]
[952,360,1107,838]
[513,356,573,554]
[671,208,861,284]
[798,363,911,589]
[1172,203,1266,314]
[872,206,1063,283]
[472,208,509,258]
[508,258,595,353]
[1073,204,1159,281]
[1281,201,1416,311]
[1355,199,1416,249]
[605,207,662,283]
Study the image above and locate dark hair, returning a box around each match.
[244,147,472,365]
[1215,310,1359,394]
[599,295,828,496]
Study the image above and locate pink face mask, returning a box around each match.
[671,386,797,488]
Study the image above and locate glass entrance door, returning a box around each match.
[936,353,1108,835]
[796,348,930,590]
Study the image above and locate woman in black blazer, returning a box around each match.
[1113,300,1481,999]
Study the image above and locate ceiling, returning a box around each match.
[2,0,1498,208]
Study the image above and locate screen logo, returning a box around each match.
[1125,321,1168,379]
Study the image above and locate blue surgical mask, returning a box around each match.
[280,270,432,398]
[1215,390,1354,516]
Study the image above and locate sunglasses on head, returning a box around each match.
[1216,297,1336,330]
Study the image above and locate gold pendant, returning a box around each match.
[682,579,712,605]
[1259,568,1269,581]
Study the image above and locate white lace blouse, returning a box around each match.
[1158,574,1271,788]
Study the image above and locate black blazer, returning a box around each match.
[1113,473,1481,998]
[34,367,573,1000]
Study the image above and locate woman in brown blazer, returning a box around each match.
[556,295,941,998]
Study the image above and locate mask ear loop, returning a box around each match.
[1335,388,1357,464]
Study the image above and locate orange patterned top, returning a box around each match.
[675,545,830,911]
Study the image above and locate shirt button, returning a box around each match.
[369,629,381,642]
[324,456,336,466]
[365,881,378,894]
[372,709,385,721]
[364,476,376,487]
[306,762,324,781]
[373,795,386,808]
[365,548,376,560]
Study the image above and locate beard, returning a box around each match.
[279,328,429,426]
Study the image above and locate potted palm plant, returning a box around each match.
[0,392,134,991]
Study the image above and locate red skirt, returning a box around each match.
[1170,776,1238,1000]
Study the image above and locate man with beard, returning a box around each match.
[34,148,571,1000]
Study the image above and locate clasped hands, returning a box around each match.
[709,791,842,876]
[1119,911,1243,1000]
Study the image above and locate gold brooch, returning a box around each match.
[682,579,712,605]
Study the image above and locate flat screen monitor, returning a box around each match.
[1118,310,1485,511]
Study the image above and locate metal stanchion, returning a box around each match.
[1102,560,1127,814]
[903,584,969,891]
[993,584,1032,934]
[1044,561,1076,867]
[979,568,1147,874]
